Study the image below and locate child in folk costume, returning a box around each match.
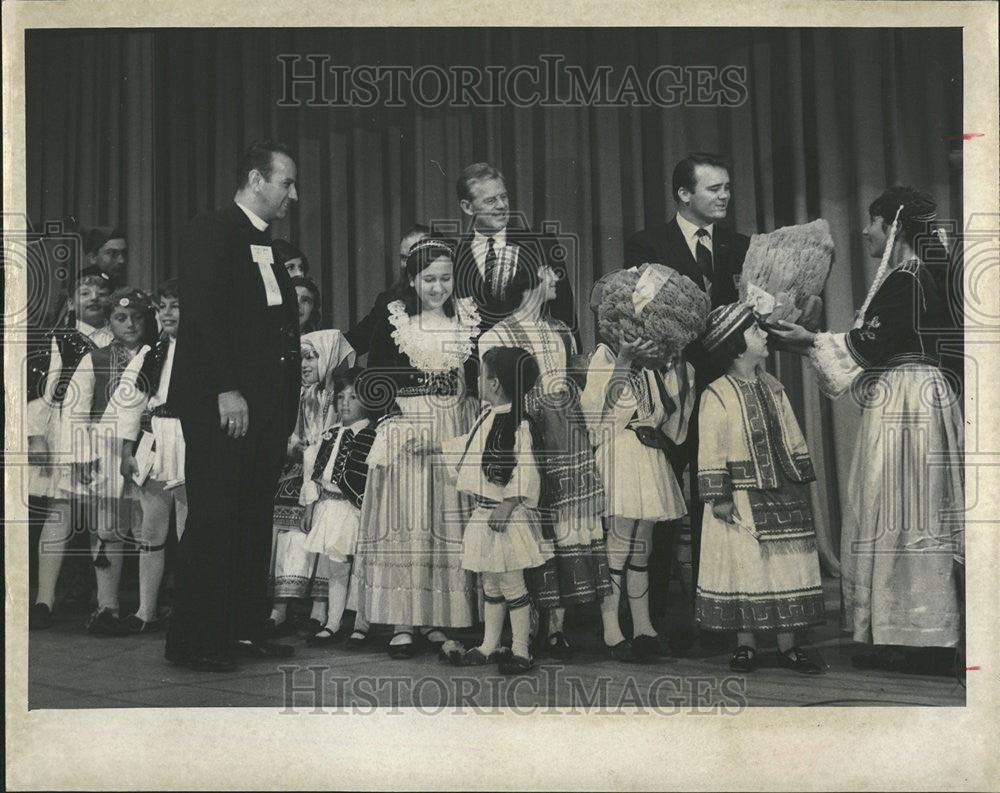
[696,303,825,674]
[479,259,620,660]
[116,279,186,632]
[580,335,696,660]
[301,367,379,647]
[28,271,115,630]
[418,346,554,674]
[45,288,157,635]
[268,329,355,637]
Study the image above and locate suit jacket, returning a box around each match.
[624,217,749,310]
[453,224,581,349]
[171,202,301,434]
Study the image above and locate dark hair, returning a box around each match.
[273,239,309,275]
[403,223,431,242]
[84,227,126,255]
[237,140,295,190]
[868,186,941,254]
[105,287,158,347]
[479,346,542,488]
[399,236,457,317]
[671,153,731,203]
[456,162,505,203]
[292,276,322,333]
[507,256,550,308]
[156,278,179,301]
[334,365,384,422]
[703,319,757,382]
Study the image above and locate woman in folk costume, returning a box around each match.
[51,288,158,635]
[696,302,825,675]
[580,335,696,661]
[478,259,616,660]
[301,366,379,647]
[773,187,964,674]
[355,236,480,658]
[268,329,355,637]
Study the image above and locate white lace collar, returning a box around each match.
[387,297,480,373]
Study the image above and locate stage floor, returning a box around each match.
[27,579,965,710]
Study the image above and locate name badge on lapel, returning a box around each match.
[250,244,283,306]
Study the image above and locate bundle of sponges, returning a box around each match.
[596,262,710,369]
[739,218,833,330]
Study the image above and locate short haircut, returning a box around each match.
[403,223,432,242]
[237,140,295,190]
[671,153,732,203]
[156,278,179,301]
[456,162,505,203]
[273,239,309,274]
[70,270,112,296]
[84,227,126,255]
[335,365,384,421]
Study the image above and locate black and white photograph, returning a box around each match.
[5,0,998,789]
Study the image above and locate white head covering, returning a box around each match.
[299,330,356,439]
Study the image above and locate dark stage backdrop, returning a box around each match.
[26,27,964,573]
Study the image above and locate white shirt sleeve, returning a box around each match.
[61,353,97,464]
[115,345,152,442]
[501,420,541,507]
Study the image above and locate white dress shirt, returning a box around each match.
[471,227,508,279]
[236,201,269,232]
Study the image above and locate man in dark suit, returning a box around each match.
[624,153,750,654]
[452,163,581,348]
[167,140,302,672]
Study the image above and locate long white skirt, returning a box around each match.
[840,364,964,647]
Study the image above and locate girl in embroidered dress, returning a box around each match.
[355,237,480,658]
[580,332,696,660]
[413,346,553,673]
[268,330,355,637]
[478,260,621,660]
[49,288,157,635]
[116,279,187,632]
[772,187,963,674]
[301,367,379,647]
[696,302,825,674]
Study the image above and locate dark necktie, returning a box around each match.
[695,228,713,290]
[484,237,499,296]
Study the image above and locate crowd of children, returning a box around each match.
[28,194,961,680]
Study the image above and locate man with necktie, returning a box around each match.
[168,140,302,672]
[624,153,750,655]
[452,162,580,349]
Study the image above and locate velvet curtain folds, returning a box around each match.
[25,27,963,574]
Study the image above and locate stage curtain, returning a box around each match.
[25,27,964,573]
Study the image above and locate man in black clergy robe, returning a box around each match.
[452,162,581,350]
[624,153,750,653]
[167,140,302,672]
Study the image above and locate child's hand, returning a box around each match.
[120,454,140,480]
[404,437,438,455]
[488,501,517,533]
[616,332,658,364]
[28,436,50,476]
[75,460,97,486]
[712,500,735,523]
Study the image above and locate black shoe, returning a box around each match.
[122,614,166,634]
[29,602,54,631]
[187,653,237,673]
[344,630,371,650]
[631,634,673,661]
[729,645,758,673]
[306,625,350,647]
[387,631,418,659]
[606,639,636,662]
[85,608,129,637]
[545,631,573,660]
[232,639,295,659]
[298,618,324,639]
[498,653,534,675]
[263,618,296,640]
[777,646,823,675]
